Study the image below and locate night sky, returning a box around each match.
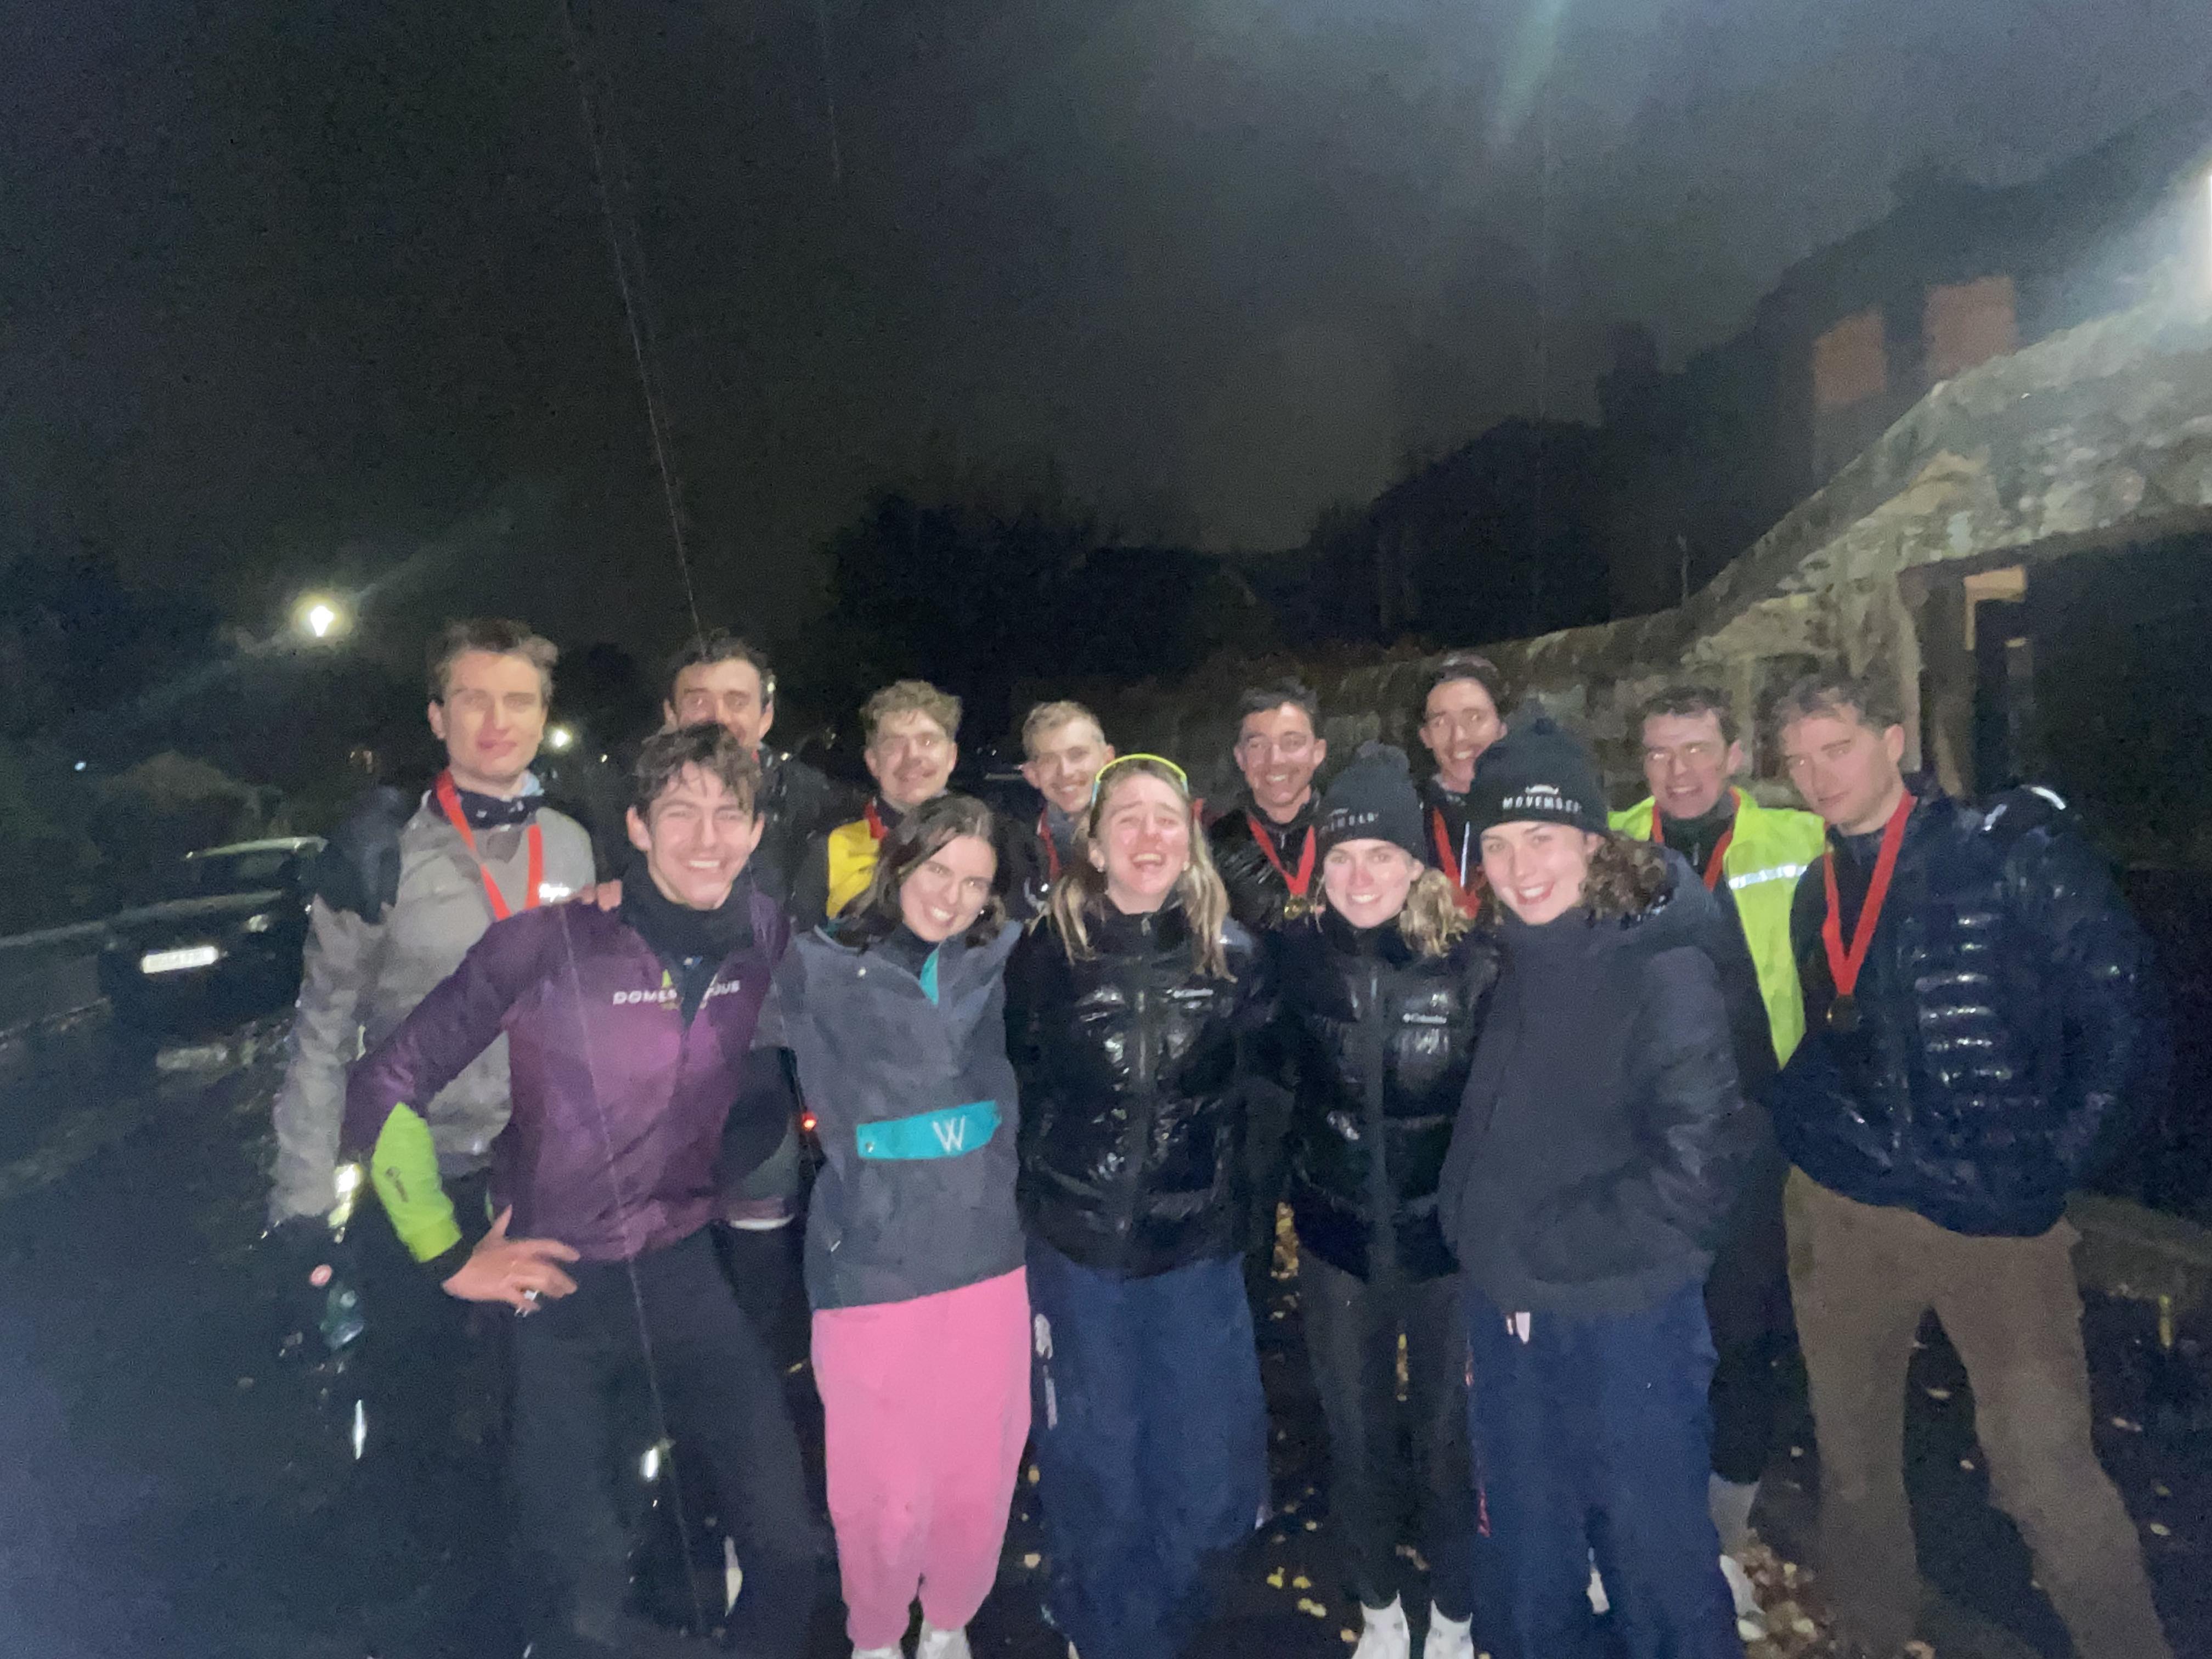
[7,0,2210,658]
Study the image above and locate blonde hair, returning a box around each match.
[861,679,962,745]
[1021,699,1106,759]
[1316,858,1471,958]
[1045,757,1233,979]
[1398,869,1475,955]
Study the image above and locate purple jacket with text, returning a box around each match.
[342,894,787,1263]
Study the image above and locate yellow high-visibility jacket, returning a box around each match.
[1612,788,1828,1065]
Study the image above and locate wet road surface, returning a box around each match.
[0,1007,2203,1657]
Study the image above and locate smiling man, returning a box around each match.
[1002,698,1115,916]
[662,631,854,907]
[1209,676,1329,933]
[340,724,823,1659]
[1207,676,1330,1320]
[1607,684,1826,1593]
[792,679,962,930]
[1417,653,1510,915]
[268,619,598,1230]
[1769,670,2171,1659]
[261,618,599,1620]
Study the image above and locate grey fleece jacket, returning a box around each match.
[266,791,595,1225]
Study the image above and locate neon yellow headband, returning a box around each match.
[1089,752,1189,806]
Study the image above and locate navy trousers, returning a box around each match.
[1464,1279,1740,1659]
[1028,1240,1268,1659]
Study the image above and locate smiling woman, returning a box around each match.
[752,789,1027,1658]
[1006,753,1272,1658]
[1438,714,1758,1658]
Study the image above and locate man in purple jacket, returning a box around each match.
[342,724,821,1659]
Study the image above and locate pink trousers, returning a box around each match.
[811,1267,1032,1649]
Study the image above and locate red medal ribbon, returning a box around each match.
[1632,790,1736,893]
[1820,791,1914,1004]
[1429,806,1483,918]
[432,771,544,923]
[863,800,890,842]
[1037,809,1062,883]
[1245,810,1316,899]
[1700,826,1735,893]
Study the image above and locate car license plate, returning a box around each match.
[140,945,221,974]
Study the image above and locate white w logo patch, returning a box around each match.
[933,1118,969,1153]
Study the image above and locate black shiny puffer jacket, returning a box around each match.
[1208,799,1319,933]
[1007,900,1269,1277]
[1774,787,2164,1237]
[1273,909,1500,1283]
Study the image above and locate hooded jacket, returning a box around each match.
[340,890,790,1268]
[760,919,1025,1311]
[1007,899,1269,1277]
[1439,860,1756,1317]
[1772,786,2163,1237]
[1274,909,1500,1282]
[267,786,596,1226]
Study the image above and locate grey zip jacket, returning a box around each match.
[266,789,595,1224]
[757,921,1025,1311]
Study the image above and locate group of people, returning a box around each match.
[264,619,2175,1659]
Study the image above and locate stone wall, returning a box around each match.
[1092,292,2212,812]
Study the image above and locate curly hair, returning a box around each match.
[631,723,761,817]
[1045,756,1234,980]
[1477,831,1671,926]
[861,679,962,744]
[1397,868,1476,955]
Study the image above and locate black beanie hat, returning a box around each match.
[1466,710,1609,836]
[1316,742,1427,862]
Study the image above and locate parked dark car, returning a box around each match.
[98,837,324,1035]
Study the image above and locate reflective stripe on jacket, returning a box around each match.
[1611,788,1826,1066]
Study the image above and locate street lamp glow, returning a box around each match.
[546,724,577,753]
[294,595,349,641]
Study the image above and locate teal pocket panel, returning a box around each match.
[855,1100,1001,1160]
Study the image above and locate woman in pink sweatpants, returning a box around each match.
[812,1269,1032,1655]
[754,794,1032,1659]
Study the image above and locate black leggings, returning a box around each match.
[1702,1144,1795,1486]
[509,1229,824,1652]
[1300,1252,1477,1620]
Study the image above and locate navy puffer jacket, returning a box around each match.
[1007,899,1269,1277]
[1273,909,1499,1283]
[1773,788,2165,1237]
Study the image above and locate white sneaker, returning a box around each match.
[851,1647,902,1659]
[916,1625,972,1659]
[1423,1604,1476,1659]
[1719,1551,1767,1641]
[1352,1595,1411,1659]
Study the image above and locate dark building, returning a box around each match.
[1599,89,2212,617]
[1257,417,1611,652]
